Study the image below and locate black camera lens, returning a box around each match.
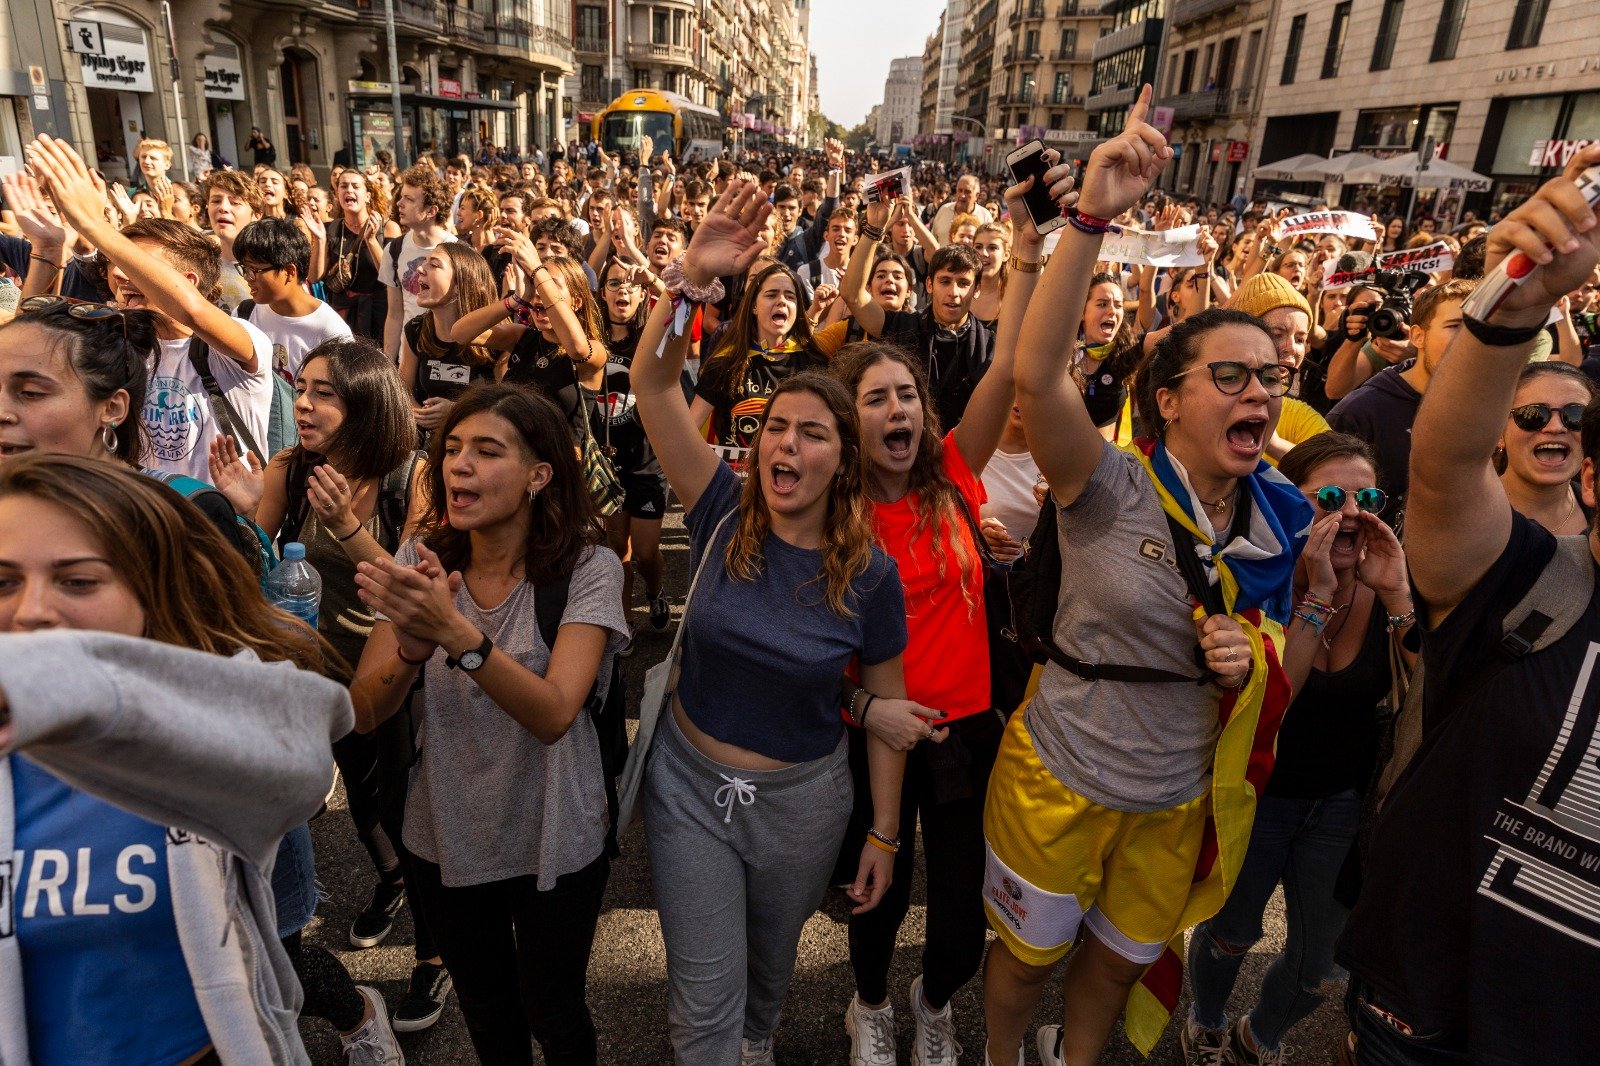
[1368,303,1410,340]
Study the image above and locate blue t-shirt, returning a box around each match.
[11,755,211,1064]
[679,462,908,761]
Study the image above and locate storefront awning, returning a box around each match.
[409,92,518,111]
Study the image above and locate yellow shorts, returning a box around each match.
[983,709,1210,967]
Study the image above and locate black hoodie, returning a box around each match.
[1328,359,1422,533]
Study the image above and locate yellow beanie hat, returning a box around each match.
[1227,271,1312,319]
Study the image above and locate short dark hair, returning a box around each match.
[398,163,449,222]
[1278,431,1380,487]
[650,216,691,242]
[682,178,711,202]
[801,178,824,195]
[928,243,981,279]
[122,218,223,304]
[1454,235,1488,280]
[233,218,311,282]
[529,216,583,258]
[772,183,798,205]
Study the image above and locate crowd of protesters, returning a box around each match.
[1,87,1599,1066]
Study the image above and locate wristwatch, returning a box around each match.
[446,631,494,672]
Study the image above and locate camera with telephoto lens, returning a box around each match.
[1366,269,1432,341]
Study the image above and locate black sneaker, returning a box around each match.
[619,621,636,658]
[391,961,452,1033]
[348,879,406,949]
[648,591,672,631]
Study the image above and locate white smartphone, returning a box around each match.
[1005,139,1067,236]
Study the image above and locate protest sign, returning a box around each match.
[1376,240,1456,275]
[862,167,912,204]
[1097,224,1206,268]
[1273,210,1379,243]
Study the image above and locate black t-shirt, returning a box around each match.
[502,329,591,443]
[878,308,994,430]
[1337,514,1600,1058]
[403,317,494,403]
[326,220,382,300]
[1266,601,1388,799]
[1296,333,1340,415]
[1327,363,1421,534]
[592,334,692,480]
[694,345,829,455]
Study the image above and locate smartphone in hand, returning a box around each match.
[1005,140,1066,236]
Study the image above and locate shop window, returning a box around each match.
[1321,2,1350,80]
[1370,0,1404,72]
[1430,0,1467,61]
[1505,0,1551,50]
[1353,106,1420,151]
[1281,14,1306,85]
[1487,95,1563,176]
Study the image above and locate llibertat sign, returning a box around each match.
[1273,210,1379,243]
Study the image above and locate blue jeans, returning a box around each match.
[1187,790,1360,1050]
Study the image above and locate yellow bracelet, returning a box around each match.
[865,828,900,854]
[1009,255,1042,273]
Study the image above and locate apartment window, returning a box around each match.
[577,5,604,45]
[1202,42,1216,86]
[1020,71,1036,102]
[1321,2,1351,79]
[1216,36,1237,90]
[1371,0,1404,70]
[581,64,605,100]
[1179,48,1197,93]
[1430,0,1467,60]
[1053,71,1070,103]
[1281,14,1306,84]
[651,10,669,44]
[1243,28,1262,89]
[1058,27,1076,56]
[1165,52,1179,96]
[1024,29,1039,56]
[1506,0,1550,49]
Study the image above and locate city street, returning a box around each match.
[301,507,1348,1066]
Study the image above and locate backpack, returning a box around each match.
[533,569,628,859]
[143,469,278,589]
[187,333,298,466]
[279,450,421,554]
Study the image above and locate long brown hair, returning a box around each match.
[707,260,817,392]
[541,255,607,356]
[829,342,978,613]
[0,455,334,672]
[420,384,602,586]
[726,371,878,618]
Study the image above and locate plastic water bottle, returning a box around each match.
[267,543,322,630]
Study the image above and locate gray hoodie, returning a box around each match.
[0,631,353,1065]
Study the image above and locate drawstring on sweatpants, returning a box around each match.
[714,774,757,823]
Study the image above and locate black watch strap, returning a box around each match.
[445,631,493,670]
[1462,312,1544,348]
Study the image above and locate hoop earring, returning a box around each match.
[528,486,540,505]
[101,422,119,455]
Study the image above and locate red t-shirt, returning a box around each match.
[870,430,991,720]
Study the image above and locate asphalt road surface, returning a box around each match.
[302,507,1349,1064]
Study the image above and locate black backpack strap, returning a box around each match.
[376,452,423,552]
[187,336,266,466]
[235,299,255,320]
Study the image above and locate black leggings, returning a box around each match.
[332,706,438,960]
[282,930,367,1032]
[843,711,1002,1009]
[409,852,610,1066]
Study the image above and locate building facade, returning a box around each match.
[1087,0,1163,136]
[956,0,998,165]
[1250,0,1600,220]
[1156,0,1273,205]
[4,0,572,181]
[876,55,920,147]
[987,0,1111,167]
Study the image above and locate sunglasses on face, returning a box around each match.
[1510,402,1587,433]
[1315,485,1387,514]
[1169,360,1296,397]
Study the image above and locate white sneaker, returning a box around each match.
[982,1041,1026,1066]
[1036,1023,1064,1066]
[341,986,405,1066]
[740,1035,777,1066]
[910,974,963,1065]
[845,995,898,1065]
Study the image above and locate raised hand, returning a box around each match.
[208,435,265,518]
[682,180,772,285]
[640,135,654,166]
[1076,86,1172,221]
[494,225,543,275]
[24,135,114,237]
[0,172,75,251]
[824,137,845,171]
[1003,146,1074,249]
[1479,145,1600,322]
[1355,511,1408,599]
[355,543,466,647]
[305,464,357,535]
[109,182,138,225]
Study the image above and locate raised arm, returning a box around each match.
[1,173,75,298]
[841,196,892,337]
[951,155,1072,476]
[1019,87,1171,506]
[29,136,260,370]
[632,181,772,513]
[1408,147,1600,625]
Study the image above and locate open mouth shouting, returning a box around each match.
[768,461,800,497]
[447,485,481,514]
[882,426,914,463]
[1224,414,1269,460]
[1533,440,1574,470]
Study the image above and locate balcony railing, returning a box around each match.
[1090,16,1163,61]
[1052,46,1085,60]
[575,33,607,54]
[333,0,443,34]
[1009,1,1045,27]
[1166,86,1251,120]
[1169,0,1242,27]
[443,3,488,43]
[629,40,695,64]
[1050,90,1085,105]
[1085,83,1138,111]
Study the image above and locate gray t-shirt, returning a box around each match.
[1026,443,1218,812]
[385,541,627,888]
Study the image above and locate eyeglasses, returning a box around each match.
[603,279,641,291]
[239,262,284,281]
[1168,360,1296,397]
[1314,485,1388,514]
[1510,402,1587,433]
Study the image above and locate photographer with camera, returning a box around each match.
[1322,272,1429,402]
[1327,278,1476,534]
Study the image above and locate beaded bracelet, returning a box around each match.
[865,828,901,854]
[1064,206,1114,235]
[860,222,885,243]
[1293,609,1328,631]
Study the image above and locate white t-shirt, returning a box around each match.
[142,324,274,480]
[931,201,994,245]
[377,231,456,328]
[248,300,352,380]
[980,446,1043,544]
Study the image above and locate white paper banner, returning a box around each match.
[1098,223,1205,268]
[1273,210,1379,243]
[863,167,912,204]
[1375,240,1456,276]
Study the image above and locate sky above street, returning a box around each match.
[811,0,948,128]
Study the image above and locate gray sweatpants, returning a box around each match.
[644,709,854,1065]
